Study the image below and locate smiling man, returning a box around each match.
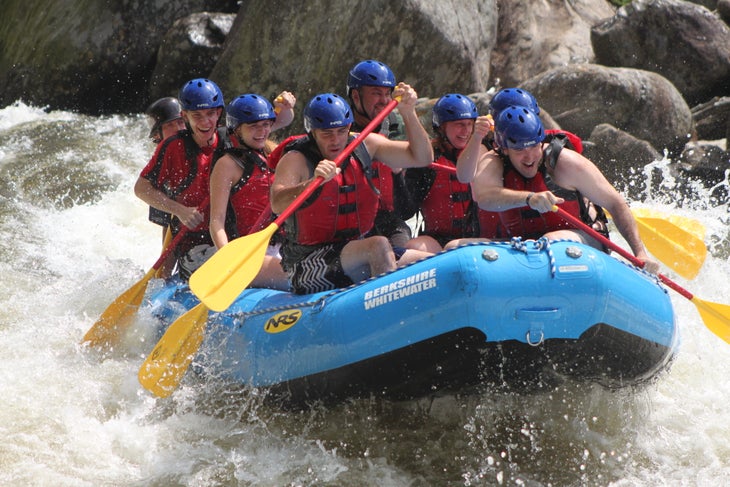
[464,104,658,273]
[346,59,413,250]
[134,78,227,280]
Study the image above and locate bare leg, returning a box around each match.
[340,236,396,282]
[250,256,290,290]
[406,234,443,253]
[397,249,433,266]
[544,229,603,250]
[443,237,490,250]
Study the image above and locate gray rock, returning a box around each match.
[149,12,236,101]
[0,0,236,113]
[584,123,662,198]
[490,0,616,87]
[521,64,693,157]
[591,0,730,105]
[719,0,730,22]
[210,0,498,119]
[691,97,730,141]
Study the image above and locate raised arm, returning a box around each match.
[552,149,657,270]
[456,115,493,183]
[365,83,433,169]
[272,91,296,131]
[469,152,532,212]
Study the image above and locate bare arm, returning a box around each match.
[208,156,242,249]
[456,115,493,183]
[272,91,296,131]
[134,176,203,229]
[365,83,433,169]
[470,152,537,211]
[270,152,339,214]
[552,149,654,265]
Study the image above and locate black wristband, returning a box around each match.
[525,192,535,208]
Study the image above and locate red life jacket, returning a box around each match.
[271,133,395,210]
[370,161,395,211]
[139,129,232,256]
[498,132,605,240]
[499,165,583,239]
[544,129,583,154]
[278,136,380,245]
[223,147,274,238]
[419,154,477,239]
[476,208,506,239]
[140,133,213,227]
[268,134,306,170]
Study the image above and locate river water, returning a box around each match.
[1,100,728,486]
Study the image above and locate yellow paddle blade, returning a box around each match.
[606,209,707,279]
[81,267,156,347]
[634,217,707,279]
[631,208,706,241]
[693,297,730,345]
[138,303,209,398]
[189,223,279,312]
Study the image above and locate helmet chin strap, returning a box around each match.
[351,92,371,121]
[435,127,456,152]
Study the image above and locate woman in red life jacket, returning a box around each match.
[135,78,226,280]
[270,89,434,295]
[404,94,497,252]
[458,103,659,273]
[208,93,295,291]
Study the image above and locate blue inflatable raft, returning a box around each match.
[144,240,678,407]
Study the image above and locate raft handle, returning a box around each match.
[526,330,545,346]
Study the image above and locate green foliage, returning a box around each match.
[610,0,632,6]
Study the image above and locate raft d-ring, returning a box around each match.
[526,329,544,346]
[481,248,499,261]
[312,298,326,313]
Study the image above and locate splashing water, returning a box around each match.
[1,100,729,486]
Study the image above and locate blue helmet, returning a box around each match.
[488,88,539,119]
[495,106,545,150]
[178,78,224,110]
[432,93,478,127]
[226,94,276,131]
[303,93,353,132]
[346,60,396,97]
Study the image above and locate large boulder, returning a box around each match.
[691,97,730,142]
[210,0,498,121]
[491,0,616,87]
[148,12,236,101]
[591,0,730,106]
[0,0,237,113]
[521,64,693,157]
[584,123,663,198]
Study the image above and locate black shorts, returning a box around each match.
[283,242,353,294]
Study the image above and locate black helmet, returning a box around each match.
[145,97,182,140]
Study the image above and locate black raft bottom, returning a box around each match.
[266,323,676,410]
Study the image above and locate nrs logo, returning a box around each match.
[264,310,302,334]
